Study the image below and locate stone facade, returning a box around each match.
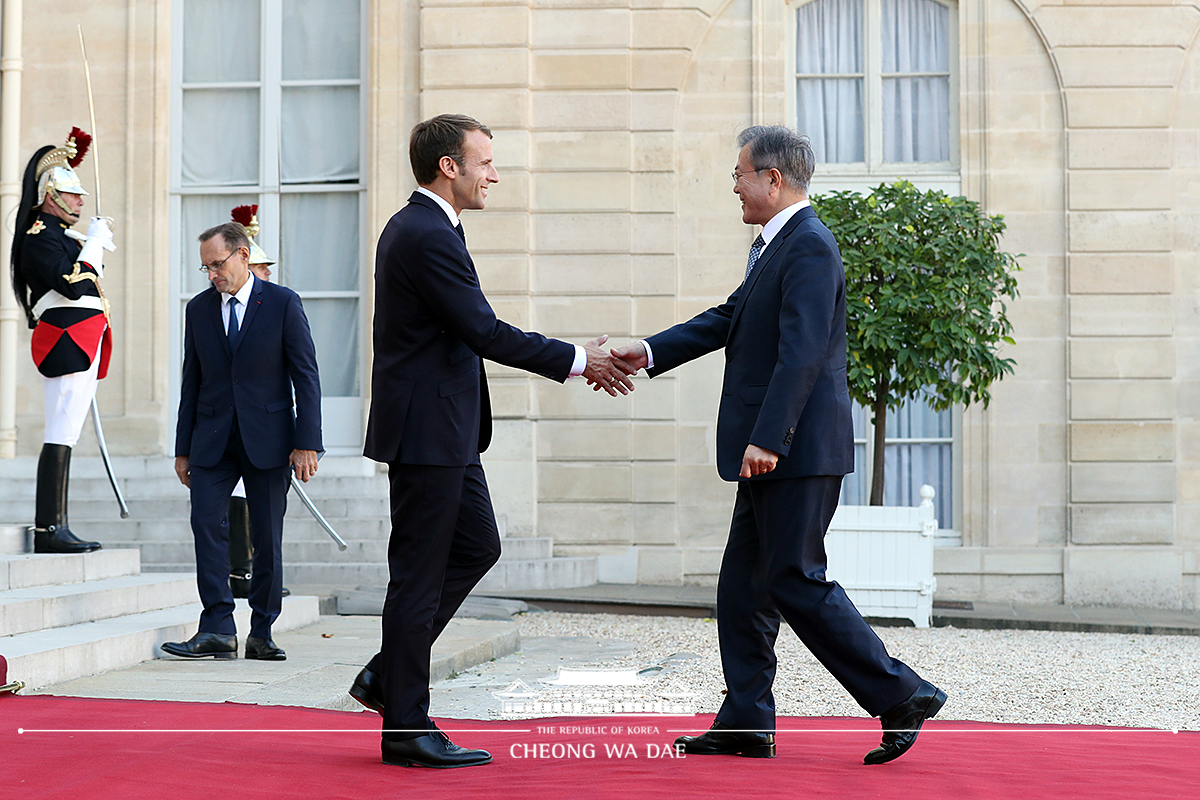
[4,0,1200,606]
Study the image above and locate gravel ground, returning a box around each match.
[465,611,1200,731]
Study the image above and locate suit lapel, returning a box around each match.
[728,208,810,334]
[235,278,265,353]
[208,290,233,359]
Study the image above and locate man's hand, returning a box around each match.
[174,455,190,488]
[291,449,319,482]
[582,334,637,396]
[609,340,649,373]
[740,444,779,478]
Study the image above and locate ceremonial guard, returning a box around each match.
[9,128,115,554]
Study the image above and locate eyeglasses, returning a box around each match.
[732,167,768,185]
[198,248,243,273]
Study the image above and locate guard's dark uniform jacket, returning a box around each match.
[23,211,111,379]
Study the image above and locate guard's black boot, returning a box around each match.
[227,496,289,598]
[33,444,101,553]
[227,496,253,598]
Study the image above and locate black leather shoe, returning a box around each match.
[349,666,384,714]
[674,719,775,758]
[864,680,947,765]
[161,632,237,659]
[382,732,492,768]
[245,636,286,661]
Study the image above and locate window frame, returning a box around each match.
[786,0,961,183]
[168,0,370,455]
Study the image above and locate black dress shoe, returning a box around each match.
[864,680,947,765]
[161,632,237,659]
[382,732,492,768]
[348,666,384,714]
[245,636,286,661]
[674,719,775,758]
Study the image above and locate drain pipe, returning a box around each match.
[0,0,26,458]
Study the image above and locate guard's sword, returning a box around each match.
[291,472,346,550]
[90,399,129,518]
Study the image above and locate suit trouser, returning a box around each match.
[188,418,288,639]
[372,460,501,739]
[714,475,921,729]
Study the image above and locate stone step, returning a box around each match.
[0,455,383,481]
[475,556,598,592]
[0,593,320,691]
[104,534,553,566]
[0,549,142,591]
[0,572,198,637]
[0,474,391,500]
[0,496,394,522]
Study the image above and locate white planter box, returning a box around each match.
[825,487,938,627]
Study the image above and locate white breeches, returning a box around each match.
[42,337,103,447]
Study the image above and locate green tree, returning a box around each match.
[812,181,1021,505]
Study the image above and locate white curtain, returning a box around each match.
[796,0,864,163]
[881,0,950,162]
[179,0,363,399]
[841,398,953,525]
[796,0,950,165]
[883,399,952,524]
[281,193,360,396]
[280,0,361,183]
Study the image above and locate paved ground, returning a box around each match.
[28,586,1200,729]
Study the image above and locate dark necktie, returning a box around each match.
[455,222,466,243]
[227,296,240,348]
[743,234,766,282]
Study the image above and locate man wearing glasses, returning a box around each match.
[164,221,321,661]
[612,126,945,766]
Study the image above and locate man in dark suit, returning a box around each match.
[612,126,945,765]
[164,222,321,662]
[348,114,634,769]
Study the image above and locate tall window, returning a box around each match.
[171,0,366,452]
[794,0,960,529]
[793,0,956,173]
[840,402,955,532]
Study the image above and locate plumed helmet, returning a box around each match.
[36,127,91,204]
[231,204,275,266]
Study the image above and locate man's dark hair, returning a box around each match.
[409,114,493,186]
[736,125,815,193]
[198,221,251,253]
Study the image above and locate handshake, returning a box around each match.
[581,334,649,397]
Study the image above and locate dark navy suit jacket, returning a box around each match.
[646,205,854,481]
[176,276,322,469]
[364,191,575,467]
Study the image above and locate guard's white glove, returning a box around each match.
[86,216,114,243]
[78,217,116,275]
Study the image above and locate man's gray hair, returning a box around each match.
[199,221,251,253]
[736,126,815,193]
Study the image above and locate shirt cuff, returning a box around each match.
[640,339,655,371]
[568,344,587,378]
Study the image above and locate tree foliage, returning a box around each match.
[812,181,1021,504]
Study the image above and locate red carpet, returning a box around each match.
[3,695,1196,799]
